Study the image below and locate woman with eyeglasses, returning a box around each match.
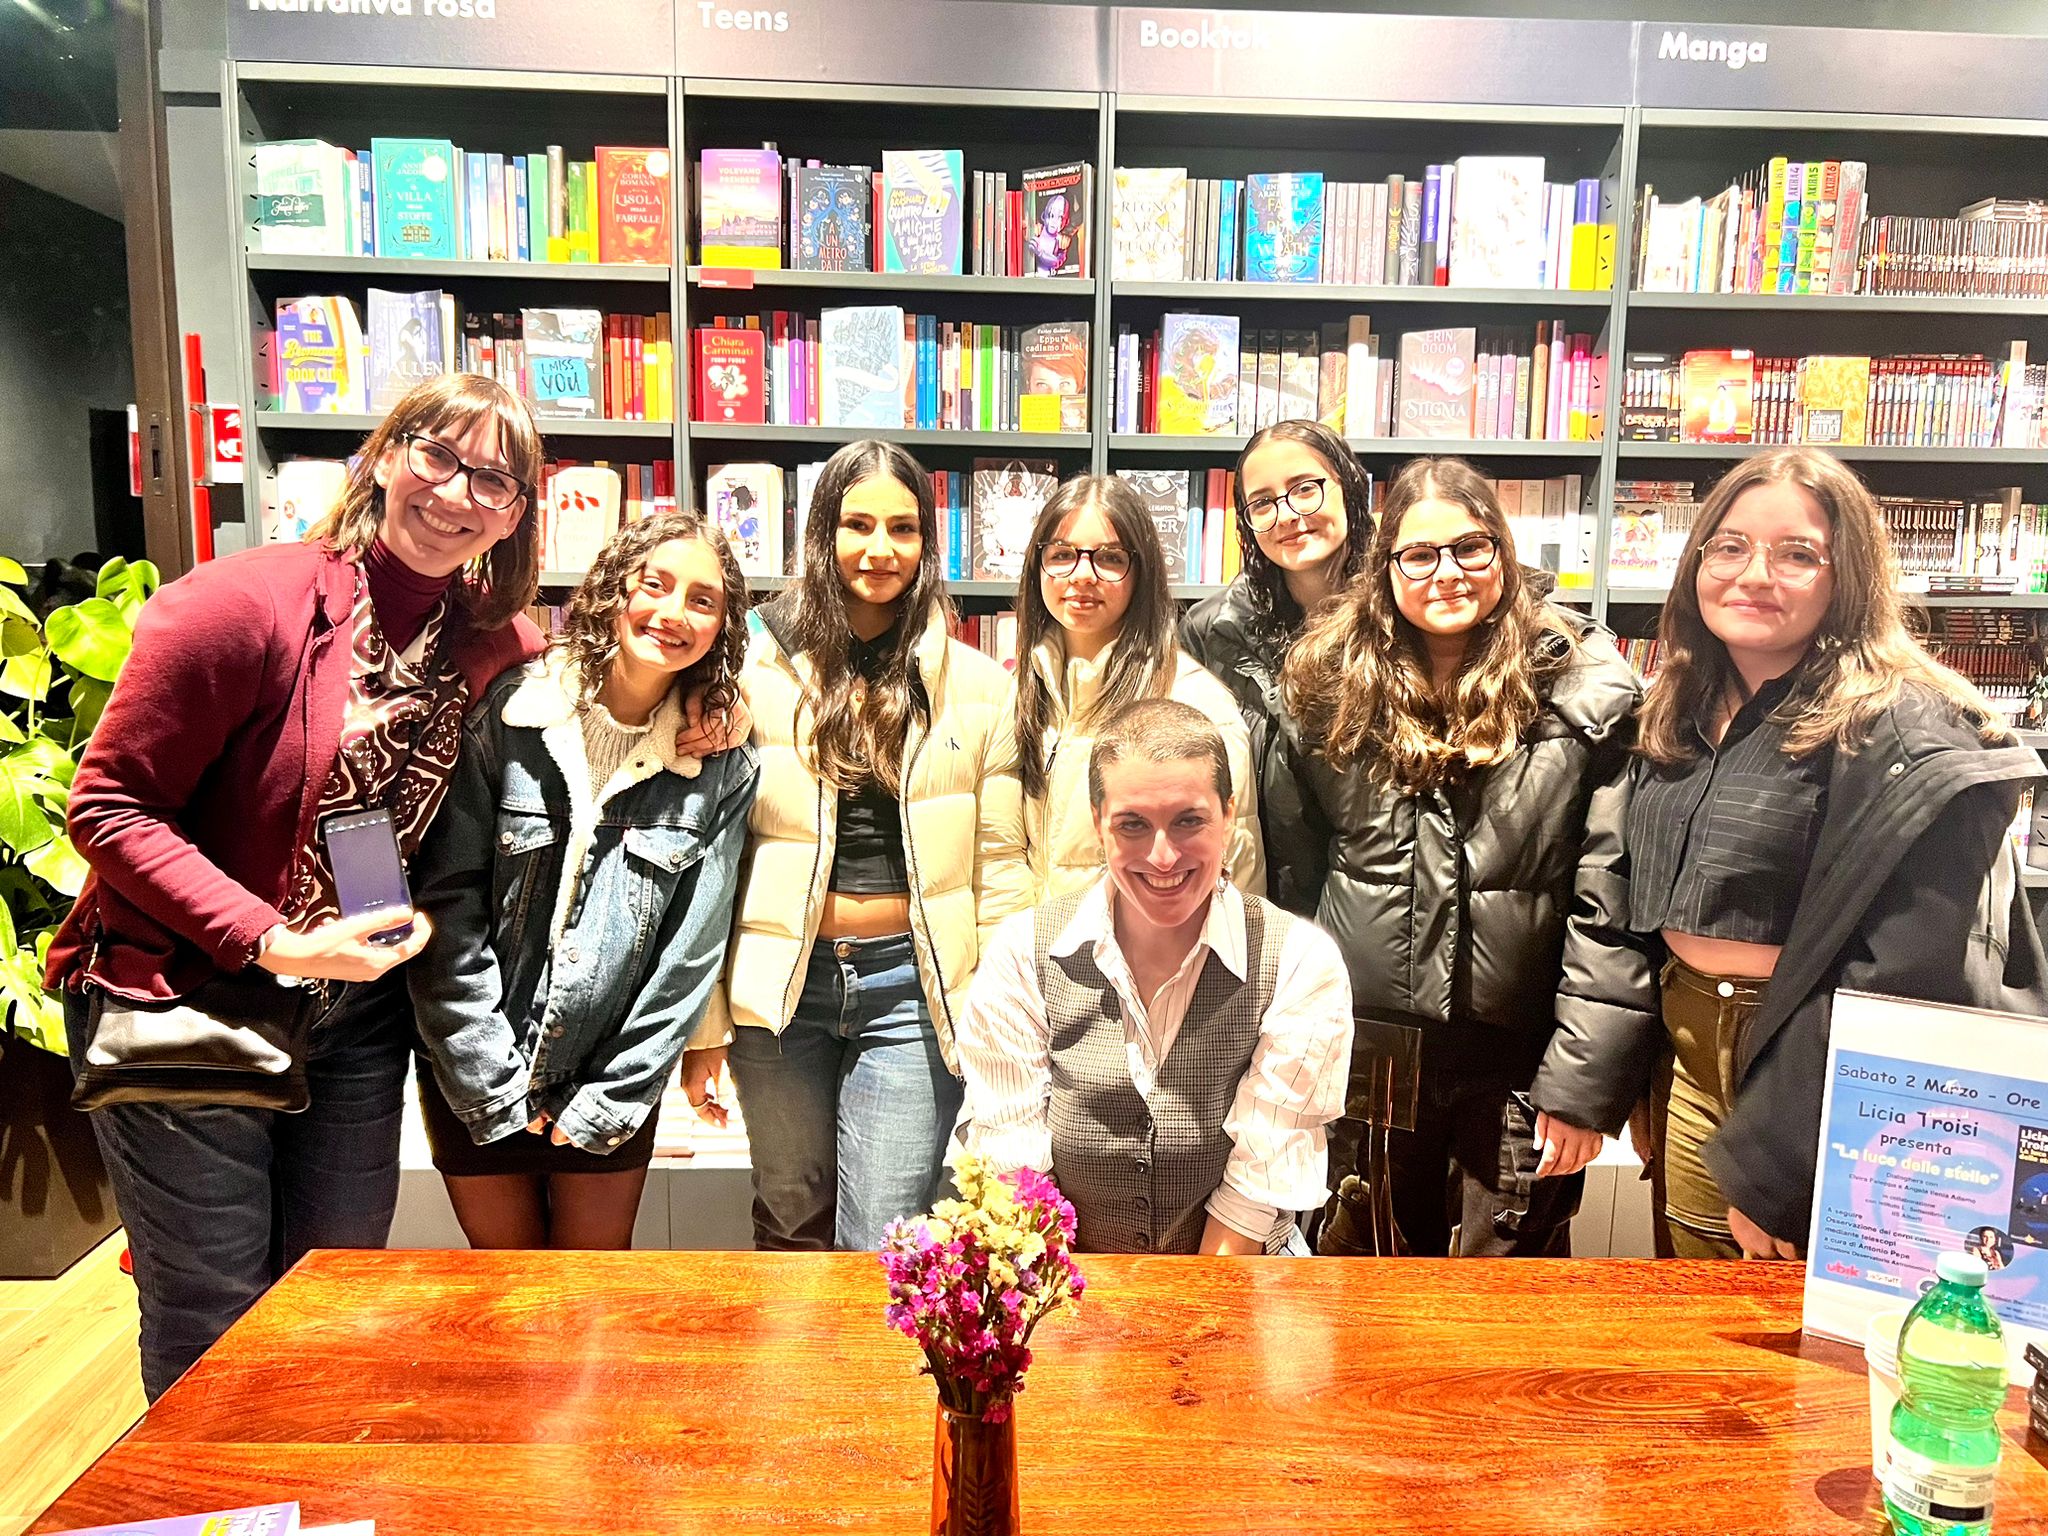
[717,440,1031,1252]
[1017,473,1261,901]
[1530,447,2047,1261]
[1281,457,1655,1258]
[1181,421,1374,915]
[48,374,547,1398]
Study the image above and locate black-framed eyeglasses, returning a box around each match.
[1697,531,1831,587]
[401,433,526,512]
[1243,476,1328,532]
[1039,541,1133,582]
[1392,533,1500,581]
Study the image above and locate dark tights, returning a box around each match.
[443,1169,651,1250]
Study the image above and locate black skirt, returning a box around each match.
[415,1054,660,1176]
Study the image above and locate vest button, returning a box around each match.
[1133,1232,1152,1249]
[1135,1159,1149,1174]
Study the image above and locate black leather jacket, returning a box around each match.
[1290,613,1658,1087]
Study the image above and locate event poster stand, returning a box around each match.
[1805,989,2048,1384]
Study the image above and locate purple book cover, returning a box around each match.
[44,1504,299,1536]
[881,149,964,276]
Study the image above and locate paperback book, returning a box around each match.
[1396,327,1476,439]
[1156,313,1241,436]
[1243,172,1325,284]
[366,288,448,411]
[275,295,367,413]
[369,138,458,260]
[595,147,674,265]
[792,166,872,273]
[694,327,766,424]
[819,304,907,428]
[1018,321,1090,432]
[881,150,966,276]
[971,458,1057,581]
[1022,161,1092,278]
[705,462,786,576]
[1112,167,1188,281]
[698,149,784,268]
[521,307,605,418]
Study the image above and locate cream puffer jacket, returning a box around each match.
[715,592,1031,1070]
[1022,635,1265,904]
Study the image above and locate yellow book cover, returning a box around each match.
[1680,349,1755,443]
[1156,313,1241,435]
[1761,157,1788,290]
[1798,355,1870,446]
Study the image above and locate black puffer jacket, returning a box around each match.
[1181,573,1324,915]
[1291,613,1659,1085]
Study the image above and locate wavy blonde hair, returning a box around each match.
[1282,456,1574,791]
[1637,447,2002,764]
[305,372,544,629]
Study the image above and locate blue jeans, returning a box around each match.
[66,972,413,1400]
[727,932,962,1252]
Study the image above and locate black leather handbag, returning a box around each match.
[70,967,322,1113]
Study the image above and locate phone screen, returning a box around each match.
[323,810,414,943]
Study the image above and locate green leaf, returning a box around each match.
[0,557,24,586]
[96,559,159,623]
[0,585,33,626]
[0,651,50,700]
[1,615,38,657]
[0,771,57,855]
[43,599,131,682]
[68,676,111,737]
[23,835,86,897]
[0,712,23,744]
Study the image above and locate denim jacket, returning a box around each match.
[409,651,759,1153]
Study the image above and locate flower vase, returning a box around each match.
[931,1401,1020,1536]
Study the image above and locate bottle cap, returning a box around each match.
[1937,1252,1990,1288]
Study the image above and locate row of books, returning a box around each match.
[250,138,669,265]
[698,149,1091,277]
[1635,159,1866,296]
[1861,210,2048,299]
[1620,349,2022,449]
[1113,468,1250,584]
[1114,316,1601,442]
[1110,159,1614,289]
[1608,479,1701,585]
[268,294,675,421]
[949,609,1022,673]
[693,309,1086,432]
[1881,491,2048,595]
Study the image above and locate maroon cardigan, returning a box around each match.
[47,541,541,1003]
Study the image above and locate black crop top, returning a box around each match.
[1626,674,1831,946]
[829,623,911,895]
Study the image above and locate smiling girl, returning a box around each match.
[1282,456,1655,1258]
[1016,473,1260,902]
[1532,447,2048,1260]
[407,512,758,1251]
[718,440,1031,1251]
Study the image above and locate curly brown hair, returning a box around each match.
[305,372,544,630]
[1282,456,1575,791]
[556,511,749,718]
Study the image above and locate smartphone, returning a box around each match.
[321,808,415,945]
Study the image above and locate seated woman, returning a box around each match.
[409,511,759,1250]
[955,698,1353,1254]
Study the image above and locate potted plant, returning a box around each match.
[0,555,157,1278]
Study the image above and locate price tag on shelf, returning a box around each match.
[692,268,757,290]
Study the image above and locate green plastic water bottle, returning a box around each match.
[1883,1252,2007,1536]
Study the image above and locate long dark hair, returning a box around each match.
[786,440,952,796]
[308,372,543,630]
[1638,447,2000,764]
[1013,473,1179,801]
[1283,456,1573,790]
[558,511,749,719]
[1231,419,1375,637]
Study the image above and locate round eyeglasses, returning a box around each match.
[1243,476,1328,532]
[1697,532,1831,587]
[402,433,526,512]
[1391,533,1500,581]
[1039,541,1133,582]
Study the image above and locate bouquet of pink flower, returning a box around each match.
[879,1155,1087,1423]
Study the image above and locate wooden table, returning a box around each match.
[32,1251,2048,1535]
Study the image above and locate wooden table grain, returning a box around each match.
[30,1251,2048,1535]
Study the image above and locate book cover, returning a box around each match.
[881,149,966,276]
[1448,156,1546,288]
[1799,354,1871,446]
[521,307,605,418]
[705,462,786,576]
[545,465,622,572]
[252,140,352,256]
[971,458,1057,581]
[698,149,784,268]
[1395,327,1476,439]
[792,166,872,273]
[1278,328,1318,420]
[275,295,366,413]
[1115,467,1193,581]
[1156,313,1241,436]
[1679,348,1756,443]
[366,288,447,412]
[1111,167,1188,281]
[694,327,766,424]
[43,1505,299,1536]
[819,304,907,428]
[270,458,348,542]
[369,138,457,260]
[1019,320,1090,432]
[1022,161,1090,278]
[596,147,674,265]
[1243,172,1325,284]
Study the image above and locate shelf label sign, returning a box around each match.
[1637,21,2048,117]
[232,0,677,73]
[1112,8,1632,106]
[680,0,1105,89]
